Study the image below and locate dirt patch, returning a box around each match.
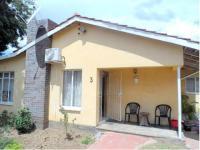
[4,126,98,149]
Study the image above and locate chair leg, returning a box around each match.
[125,114,126,123]
[168,117,171,128]
[159,117,160,126]
[137,115,139,124]
[128,114,130,122]
[155,117,157,126]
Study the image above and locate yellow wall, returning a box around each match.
[0,53,25,113]
[105,68,178,124]
[49,23,183,126]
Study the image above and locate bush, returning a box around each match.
[4,140,22,150]
[15,107,34,133]
[182,94,196,120]
[0,110,15,127]
[0,138,22,150]
[81,136,93,145]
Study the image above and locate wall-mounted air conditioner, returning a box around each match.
[45,48,62,64]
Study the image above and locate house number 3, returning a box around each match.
[90,77,93,83]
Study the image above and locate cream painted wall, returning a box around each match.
[105,68,178,125]
[0,53,25,113]
[49,23,183,126]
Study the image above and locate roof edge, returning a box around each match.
[0,15,199,60]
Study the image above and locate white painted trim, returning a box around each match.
[77,17,199,50]
[177,66,182,139]
[0,102,13,106]
[181,71,199,80]
[0,15,199,60]
[61,106,81,111]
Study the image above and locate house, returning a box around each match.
[0,15,199,139]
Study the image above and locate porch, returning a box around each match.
[98,67,182,138]
[97,121,178,139]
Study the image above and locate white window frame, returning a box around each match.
[185,77,199,94]
[0,72,14,105]
[62,70,82,111]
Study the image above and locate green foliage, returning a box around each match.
[15,107,33,133]
[81,136,93,145]
[4,140,22,150]
[0,0,35,51]
[0,110,15,127]
[182,94,196,120]
[0,137,22,150]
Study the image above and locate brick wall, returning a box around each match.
[24,18,57,129]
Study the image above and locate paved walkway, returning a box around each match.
[97,121,178,138]
[89,132,154,150]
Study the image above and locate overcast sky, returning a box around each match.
[35,0,199,40]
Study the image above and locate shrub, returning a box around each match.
[0,137,22,150]
[81,136,93,145]
[182,94,196,120]
[15,107,34,133]
[4,140,22,150]
[0,110,15,127]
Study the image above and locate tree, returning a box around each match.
[0,0,35,52]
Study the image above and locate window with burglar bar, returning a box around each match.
[186,77,199,93]
[63,70,82,107]
[0,72,14,104]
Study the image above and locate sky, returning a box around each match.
[35,0,199,40]
[2,0,200,54]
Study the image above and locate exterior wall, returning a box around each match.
[49,23,183,126]
[182,73,199,113]
[24,19,57,129]
[105,68,178,124]
[0,53,25,112]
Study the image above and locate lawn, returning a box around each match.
[141,138,187,149]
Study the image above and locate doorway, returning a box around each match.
[99,71,108,121]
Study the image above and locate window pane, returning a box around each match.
[4,73,9,78]
[10,72,14,78]
[196,77,199,92]
[0,79,2,102]
[63,71,72,106]
[0,73,2,78]
[73,71,82,107]
[9,79,14,102]
[2,78,9,102]
[186,78,195,92]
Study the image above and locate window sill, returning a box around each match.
[0,102,13,106]
[185,92,199,95]
[62,106,81,111]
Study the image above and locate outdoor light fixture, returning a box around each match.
[133,69,139,84]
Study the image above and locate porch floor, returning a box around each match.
[97,121,178,139]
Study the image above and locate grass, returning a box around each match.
[81,136,94,145]
[141,138,187,150]
[0,137,22,150]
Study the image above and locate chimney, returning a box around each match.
[24,18,57,129]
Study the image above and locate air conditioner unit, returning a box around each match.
[45,48,62,64]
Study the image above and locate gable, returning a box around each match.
[52,23,183,67]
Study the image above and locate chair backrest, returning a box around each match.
[125,102,140,114]
[155,104,171,117]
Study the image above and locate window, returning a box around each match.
[0,72,14,104]
[63,70,82,108]
[186,77,199,93]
